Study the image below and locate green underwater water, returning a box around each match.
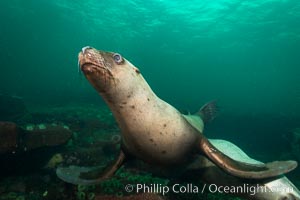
[0,0,299,113]
[0,0,300,199]
[1,0,299,154]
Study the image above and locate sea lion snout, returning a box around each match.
[78,47,120,93]
[78,47,128,77]
[81,46,92,54]
[78,46,108,74]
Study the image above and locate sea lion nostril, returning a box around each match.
[82,46,92,54]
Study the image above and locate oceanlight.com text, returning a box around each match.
[124,183,294,196]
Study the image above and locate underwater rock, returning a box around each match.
[0,122,72,176]
[94,134,121,155]
[0,94,27,121]
[28,104,117,132]
[0,122,23,154]
[0,121,72,154]
[44,153,64,169]
[23,124,72,151]
[62,147,108,167]
[7,181,26,193]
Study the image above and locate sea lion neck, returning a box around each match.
[103,72,158,116]
[78,47,157,118]
[99,67,160,140]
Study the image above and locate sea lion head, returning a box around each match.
[78,46,142,99]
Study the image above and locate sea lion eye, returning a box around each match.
[113,53,123,64]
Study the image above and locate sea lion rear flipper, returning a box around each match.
[56,150,126,185]
[197,100,218,123]
[199,137,297,179]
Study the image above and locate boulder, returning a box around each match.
[0,121,72,154]
[0,121,23,154]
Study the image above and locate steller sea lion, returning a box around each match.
[57,46,299,199]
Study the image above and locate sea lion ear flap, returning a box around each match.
[199,138,297,179]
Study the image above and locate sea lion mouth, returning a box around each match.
[78,47,113,76]
[79,58,114,81]
[78,51,102,72]
[78,46,116,90]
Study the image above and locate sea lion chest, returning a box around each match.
[110,92,200,166]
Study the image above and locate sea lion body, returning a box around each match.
[80,51,201,165]
[78,47,296,176]
[117,94,200,166]
[61,46,300,199]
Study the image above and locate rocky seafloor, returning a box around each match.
[0,94,299,200]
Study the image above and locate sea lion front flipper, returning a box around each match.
[199,137,297,179]
[56,150,126,185]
